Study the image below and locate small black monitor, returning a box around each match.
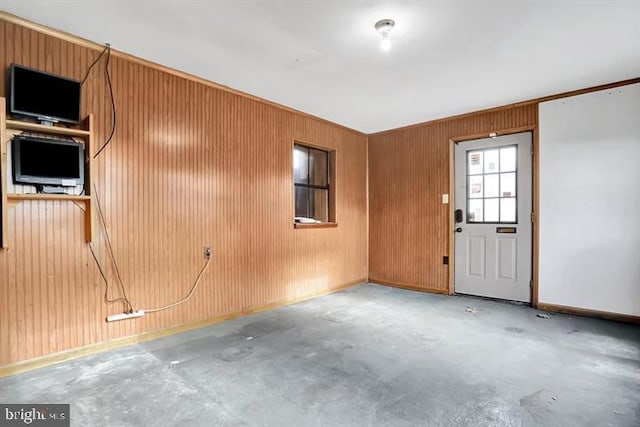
[12,136,85,187]
[9,64,81,124]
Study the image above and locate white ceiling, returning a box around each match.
[2,1,639,133]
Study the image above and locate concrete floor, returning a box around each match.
[0,283,638,426]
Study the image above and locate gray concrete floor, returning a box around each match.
[0,283,638,426]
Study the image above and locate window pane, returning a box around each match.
[293,145,308,184]
[294,186,309,218]
[484,149,499,173]
[309,148,328,186]
[500,146,517,172]
[468,199,483,222]
[485,198,499,222]
[468,151,483,175]
[310,188,329,222]
[500,198,516,222]
[484,174,499,197]
[500,172,516,197]
[468,175,483,198]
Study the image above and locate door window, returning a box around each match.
[466,146,517,223]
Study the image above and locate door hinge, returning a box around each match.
[531,212,535,223]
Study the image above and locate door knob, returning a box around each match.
[455,227,463,233]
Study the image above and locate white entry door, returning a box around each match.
[454,132,532,302]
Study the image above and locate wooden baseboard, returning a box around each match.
[369,278,449,295]
[0,279,365,379]
[537,302,640,324]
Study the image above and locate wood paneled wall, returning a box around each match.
[368,106,537,292]
[0,19,367,366]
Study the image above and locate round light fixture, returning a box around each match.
[375,19,395,52]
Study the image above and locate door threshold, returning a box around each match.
[453,292,531,307]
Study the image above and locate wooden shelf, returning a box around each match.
[6,194,93,244]
[5,119,91,137]
[7,194,90,202]
[1,98,95,247]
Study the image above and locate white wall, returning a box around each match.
[539,83,640,316]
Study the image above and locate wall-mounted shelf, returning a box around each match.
[1,97,95,247]
[7,194,91,202]
[5,119,91,137]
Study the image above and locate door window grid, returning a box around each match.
[466,145,518,224]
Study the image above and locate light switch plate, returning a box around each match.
[442,194,449,204]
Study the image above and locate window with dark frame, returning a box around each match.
[293,143,331,223]
[466,145,518,224]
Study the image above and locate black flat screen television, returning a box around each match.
[12,136,85,187]
[9,64,81,124]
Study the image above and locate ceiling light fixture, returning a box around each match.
[375,19,395,52]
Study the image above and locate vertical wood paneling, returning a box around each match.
[368,106,537,291]
[0,19,367,366]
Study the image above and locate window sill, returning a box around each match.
[294,222,338,229]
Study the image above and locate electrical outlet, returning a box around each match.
[204,246,212,260]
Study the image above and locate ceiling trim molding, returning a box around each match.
[369,77,640,137]
[0,11,366,137]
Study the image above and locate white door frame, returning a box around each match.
[448,125,539,306]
